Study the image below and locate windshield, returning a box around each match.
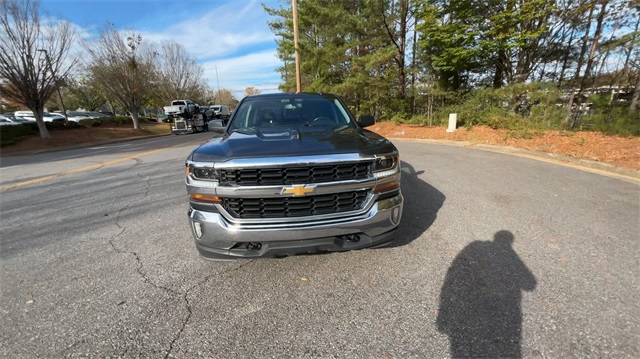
[229,96,354,132]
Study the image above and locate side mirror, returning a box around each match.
[357,114,375,128]
[208,119,225,133]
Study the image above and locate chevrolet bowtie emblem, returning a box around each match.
[281,184,316,196]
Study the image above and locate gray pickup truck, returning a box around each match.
[185,93,403,260]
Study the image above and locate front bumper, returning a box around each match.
[172,128,193,134]
[189,193,403,260]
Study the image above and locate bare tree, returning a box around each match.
[64,75,107,111]
[0,0,76,138]
[212,89,239,109]
[154,41,204,105]
[84,24,155,129]
[244,86,261,97]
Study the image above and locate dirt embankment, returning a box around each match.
[370,122,640,171]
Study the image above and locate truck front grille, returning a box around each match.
[219,163,370,186]
[222,190,369,218]
[176,121,186,129]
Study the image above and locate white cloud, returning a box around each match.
[202,50,283,98]
[138,0,276,60]
[54,0,285,99]
[135,0,284,98]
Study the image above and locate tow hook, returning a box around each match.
[339,234,361,242]
[245,242,262,251]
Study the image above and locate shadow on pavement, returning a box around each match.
[383,160,445,248]
[437,230,537,358]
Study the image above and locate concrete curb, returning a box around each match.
[388,137,640,184]
[0,133,172,157]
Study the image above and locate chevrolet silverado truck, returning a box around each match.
[164,99,208,134]
[185,92,403,260]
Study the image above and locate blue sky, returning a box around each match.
[40,0,285,99]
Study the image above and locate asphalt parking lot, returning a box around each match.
[1,134,638,358]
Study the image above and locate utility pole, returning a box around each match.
[292,0,301,93]
[215,65,220,104]
[37,49,68,124]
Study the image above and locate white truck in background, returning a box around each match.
[164,99,209,134]
[209,105,231,121]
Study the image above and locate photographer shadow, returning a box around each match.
[437,230,537,358]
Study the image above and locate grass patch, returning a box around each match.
[140,122,171,134]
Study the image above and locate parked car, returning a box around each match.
[0,115,21,125]
[85,111,109,118]
[14,111,64,122]
[1,114,31,123]
[62,111,98,122]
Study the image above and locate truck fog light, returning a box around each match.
[193,222,204,239]
[391,207,400,224]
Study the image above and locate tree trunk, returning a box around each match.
[410,8,417,116]
[398,0,408,98]
[493,50,508,88]
[581,1,608,87]
[622,19,639,84]
[558,27,576,87]
[565,2,596,126]
[35,120,51,138]
[32,107,51,138]
[570,0,608,130]
[631,75,640,111]
[131,111,140,129]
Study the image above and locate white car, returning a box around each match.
[60,111,97,122]
[209,104,231,119]
[0,113,32,125]
[14,111,64,122]
[0,115,21,126]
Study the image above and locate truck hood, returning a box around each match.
[189,126,396,162]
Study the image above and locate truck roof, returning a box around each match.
[244,92,339,100]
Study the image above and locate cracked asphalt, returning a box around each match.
[1,133,638,358]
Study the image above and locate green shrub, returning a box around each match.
[390,113,409,125]
[78,118,101,127]
[0,123,39,147]
[45,121,69,130]
[101,116,133,125]
[63,121,82,129]
[583,106,640,136]
[427,83,566,133]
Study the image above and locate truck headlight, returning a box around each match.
[373,154,399,178]
[187,164,220,186]
[190,166,219,180]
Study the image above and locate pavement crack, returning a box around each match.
[163,260,255,359]
[136,170,151,200]
[131,251,181,295]
[113,169,150,230]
